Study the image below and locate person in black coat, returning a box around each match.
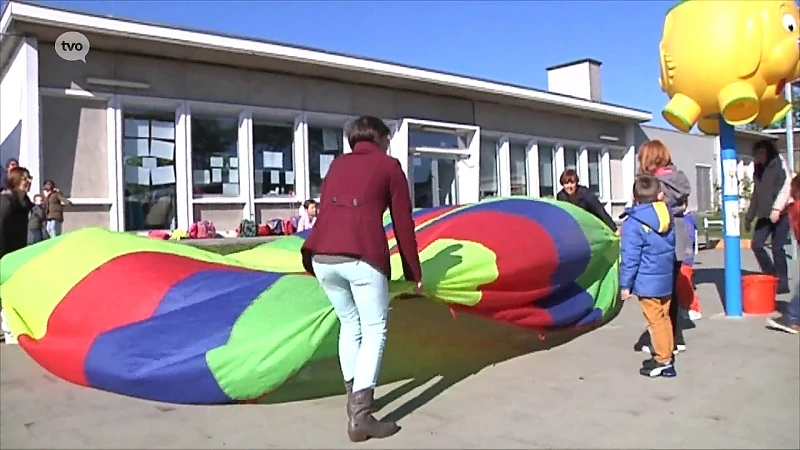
[744,139,792,294]
[0,166,34,260]
[556,169,617,232]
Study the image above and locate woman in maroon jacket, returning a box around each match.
[301,116,423,442]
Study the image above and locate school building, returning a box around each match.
[0,1,780,233]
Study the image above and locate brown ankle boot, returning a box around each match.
[344,379,354,419]
[347,388,400,442]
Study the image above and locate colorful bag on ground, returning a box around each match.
[189,220,216,239]
[237,219,258,238]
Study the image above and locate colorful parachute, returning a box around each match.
[0,197,619,405]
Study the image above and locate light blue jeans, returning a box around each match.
[312,260,390,392]
[45,220,62,238]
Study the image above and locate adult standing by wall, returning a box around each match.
[634,140,692,353]
[556,168,617,232]
[41,179,72,238]
[744,140,792,294]
[301,116,423,442]
[0,166,33,259]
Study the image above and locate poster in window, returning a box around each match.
[322,129,340,151]
[141,157,157,169]
[228,170,239,184]
[150,140,174,160]
[151,121,175,140]
[285,171,295,184]
[193,170,211,185]
[124,139,149,157]
[222,183,239,196]
[262,151,282,169]
[270,170,281,184]
[125,166,150,185]
[151,166,176,185]
[211,168,223,183]
[320,154,334,177]
[210,157,224,168]
[124,119,149,139]
[229,157,238,168]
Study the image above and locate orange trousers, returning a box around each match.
[675,264,700,312]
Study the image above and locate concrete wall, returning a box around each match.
[1,38,39,183]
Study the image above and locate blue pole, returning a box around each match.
[718,117,743,317]
[785,84,797,261]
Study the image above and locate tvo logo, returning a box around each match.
[55,31,90,62]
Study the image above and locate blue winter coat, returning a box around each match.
[619,201,676,298]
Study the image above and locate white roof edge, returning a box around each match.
[4,2,652,122]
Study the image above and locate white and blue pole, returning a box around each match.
[718,118,743,317]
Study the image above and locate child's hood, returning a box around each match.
[621,202,672,233]
[654,164,691,204]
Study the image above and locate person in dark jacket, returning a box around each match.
[744,139,792,294]
[0,166,33,260]
[556,169,617,231]
[28,194,46,245]
[42,179,71,238]
[301,116,423,442]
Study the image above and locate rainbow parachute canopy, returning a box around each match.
[0,198,620,404]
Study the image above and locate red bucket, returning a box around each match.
[741,274,778,315]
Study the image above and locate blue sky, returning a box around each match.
[33,0,676,127]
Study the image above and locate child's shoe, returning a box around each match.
[688,310,702,321]
[640,359,677,378]
[639,345,682,355]
[766,315,800,335]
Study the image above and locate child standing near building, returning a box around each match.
[297,199,318,232]
[620,175,678,378]
[27,194,46,245]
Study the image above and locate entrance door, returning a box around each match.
[412,155,458,208]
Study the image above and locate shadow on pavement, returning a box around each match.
[694,267,761,312]
[258,295,623,422]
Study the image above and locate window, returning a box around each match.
[695,165,712,212]
[538,144,555,197]
[509,142,528,196]
[587,148,602,196]
[122,112,177,231]
[409,130,466,149]
[308,126,343,199]
[252,122,295,198]
[191,116,239,198]
[564,145,580,170]
[479,139,499,199]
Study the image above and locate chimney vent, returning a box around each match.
[545,58,602,102]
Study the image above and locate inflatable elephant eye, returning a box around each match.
[782,13,796,32]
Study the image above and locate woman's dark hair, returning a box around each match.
[559,169,579,186]
[303,199,317,210]
[345,116,391,149]
[753,139,779,180]
[5,157,18,169]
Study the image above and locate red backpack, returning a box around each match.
[189,220,216,239]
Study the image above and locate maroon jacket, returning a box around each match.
[301,141,422,282]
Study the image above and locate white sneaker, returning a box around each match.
[641,345,682,355]
[688,310,702,321]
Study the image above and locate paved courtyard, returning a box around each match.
[1,249,798,449]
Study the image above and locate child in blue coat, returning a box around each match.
[620,175,677,378]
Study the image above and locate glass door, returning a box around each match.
[412,155,458,208]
